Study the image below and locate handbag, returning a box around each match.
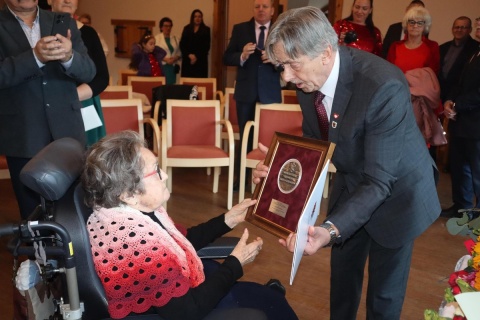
[430,118,447,146]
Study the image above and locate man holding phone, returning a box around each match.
[223,0,282,190]
[0,0,95,219]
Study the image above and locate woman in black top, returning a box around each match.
[179,9,211,78]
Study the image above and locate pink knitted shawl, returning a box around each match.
[87,206,205,319]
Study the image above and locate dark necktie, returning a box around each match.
[314,91,329,141]
[257,26,266,50]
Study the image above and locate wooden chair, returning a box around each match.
[179,77,222,101]
[99,85,133,100]
[127,76,166,105]
[161,99,235,209]
[101,98,161,156]
[239,103,303,202]
[117,69,137,85]
[221,88,239,149]
[281,89,299,104]
[0,155,10,179]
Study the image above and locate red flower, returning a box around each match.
[464,238,475,253]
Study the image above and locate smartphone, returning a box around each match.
[51,13,70,37]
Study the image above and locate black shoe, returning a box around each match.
[264,279,286,296]
[440,204,462,218]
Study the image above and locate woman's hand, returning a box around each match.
[230,228,263,266]
[188,54,197,65]
[224,198,257,228]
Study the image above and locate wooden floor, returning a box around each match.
[0,164,467,320]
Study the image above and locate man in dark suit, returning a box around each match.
[382,0,425,58]
[223,0,282,188]
[443,19,480,220]
[254,7,440,319]
[0,0,96,219]
[439,17,479,103]
[438,17,478,215]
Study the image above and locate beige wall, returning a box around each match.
[77,0,214,84]
[76,0,479,85]
[341,0,479,45]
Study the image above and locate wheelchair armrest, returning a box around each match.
[196,236,239,259]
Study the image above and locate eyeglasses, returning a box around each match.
[407,20,425,27]
[453,26,470,30]
[144,163,162,180]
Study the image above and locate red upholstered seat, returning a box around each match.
[161,99,234,209]
[99,85,132,99]
[239,103,303,202]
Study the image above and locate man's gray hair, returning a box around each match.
[265,6,338,62]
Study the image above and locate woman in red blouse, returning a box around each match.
[387,7,440,74]
[333,0,383,56]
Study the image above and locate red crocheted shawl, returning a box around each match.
[87,206,205,319]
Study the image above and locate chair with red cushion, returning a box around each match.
[99,85,132,100]
[101,98,161,156]
[221,88,239,150]
[239,103,303,202]
[281,90,299,104]
[161,99,234,209]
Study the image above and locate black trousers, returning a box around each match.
[330,227,414,320]
[449,136,480,209]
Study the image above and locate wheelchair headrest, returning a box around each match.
[20,138,85,201]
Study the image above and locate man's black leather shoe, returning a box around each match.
[264,279,286,296]
[440,204,462,218]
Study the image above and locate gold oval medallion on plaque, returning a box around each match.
[278,159,302,194]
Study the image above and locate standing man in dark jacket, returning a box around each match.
[0,0,96,219]
[439,16,479,103]
[223,0,282,188]
[255,7,440,319]
[443,18,480,218]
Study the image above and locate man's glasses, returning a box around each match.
[144,163,162,180]
[407,20,426,27]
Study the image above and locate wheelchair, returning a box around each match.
[0,138,267,320]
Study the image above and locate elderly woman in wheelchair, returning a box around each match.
[81,131,298,320]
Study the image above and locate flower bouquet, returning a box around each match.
[424,209,480,320]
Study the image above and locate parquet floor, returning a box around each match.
[0,164,467,319]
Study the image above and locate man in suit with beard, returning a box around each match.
[0,0,95,219]
[254,6,440,319]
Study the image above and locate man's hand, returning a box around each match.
[241,42,256,61]
[230,228,263,266]
[224,198,257,228]
[444,100,457,121]
[260,50,273,64]
[34,30,73,63]
[252,142,269,185]
[279,226,330,255]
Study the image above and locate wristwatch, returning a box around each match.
[319,222,337,247]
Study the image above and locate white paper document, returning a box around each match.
[290,159,330,285]
[455,292,480,320]
[81,105,103,131]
